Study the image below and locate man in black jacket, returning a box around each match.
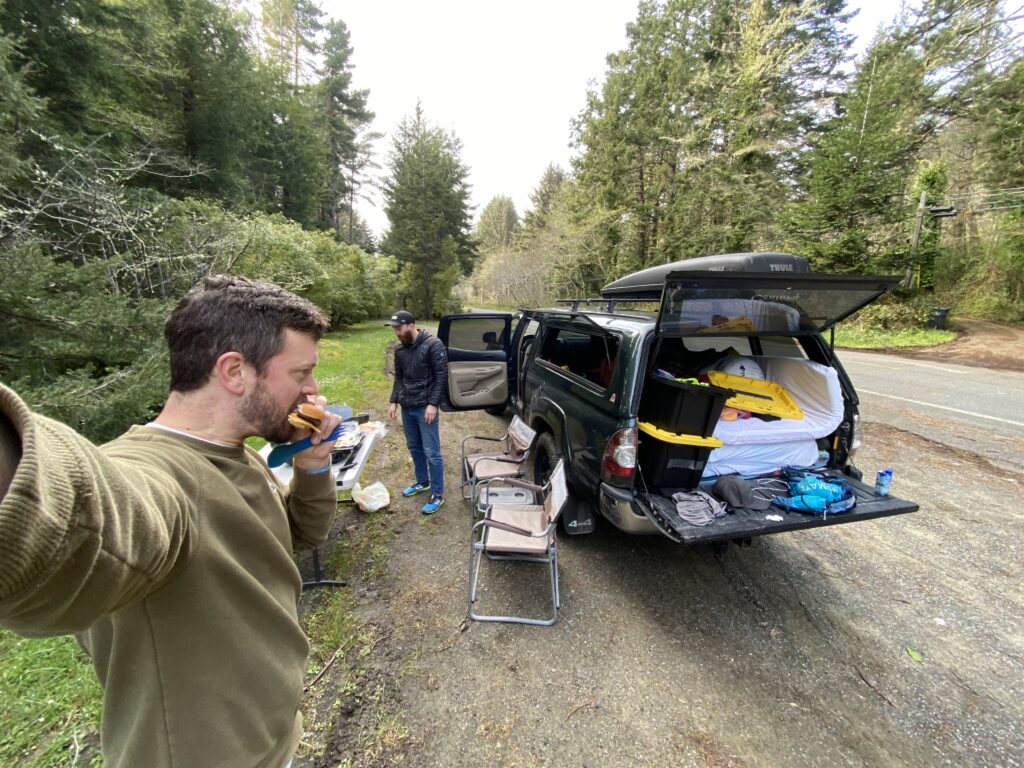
[386,310,448,514]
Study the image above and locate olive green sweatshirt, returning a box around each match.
[0,383,337,768]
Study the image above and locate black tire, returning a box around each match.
[533,431,595,535]
[532,431,561,486]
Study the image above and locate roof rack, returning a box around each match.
[555,297,658,313]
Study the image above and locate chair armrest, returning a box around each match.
[472,518,553,539]
[477,476,541,492]
[461,433,504,462]
[484,456,526,466]
[473,518,532,537]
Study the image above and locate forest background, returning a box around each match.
[0,0,1022,443]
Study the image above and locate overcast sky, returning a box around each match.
[322,1,900,238]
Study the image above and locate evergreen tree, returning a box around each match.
[571,0,854,282]
[266,88,329,228]
[980,57,1024,188]
[338,126,382,244]
[166,0,270,203]
[0,0,164,142]
[381,105,476,318]
[523,163,565,232]
[259,0,323,88]
[475,195,520,253]
[317,19,373,237]
[0,8,41,182]
[784,36,931,273]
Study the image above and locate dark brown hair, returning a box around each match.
[165,275,329,393]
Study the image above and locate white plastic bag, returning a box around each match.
[351,481,390,512]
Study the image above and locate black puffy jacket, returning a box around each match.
[390,330,448,408]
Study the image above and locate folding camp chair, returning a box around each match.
[460,415,537,501]
[468,459,568,626]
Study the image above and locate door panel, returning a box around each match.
[437,313,512,412]
[448,361,508,408]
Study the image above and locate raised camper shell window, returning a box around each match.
[658,272,898,337]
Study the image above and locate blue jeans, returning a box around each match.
[401,406,444,497]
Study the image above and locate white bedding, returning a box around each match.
[703,356,843,477]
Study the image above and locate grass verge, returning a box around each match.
[833,326,956,349]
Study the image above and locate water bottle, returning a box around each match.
[874,469,893,496]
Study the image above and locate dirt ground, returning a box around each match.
[882,318,1024,372]
[295,319,1024,768]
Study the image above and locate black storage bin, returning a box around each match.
[638,431,718,490]
[639,373,733,437]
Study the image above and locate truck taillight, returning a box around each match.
[851,414,862,450]
[602,427,637,482]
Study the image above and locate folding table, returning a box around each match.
[260,428,383,589]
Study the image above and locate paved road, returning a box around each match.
[837,349,1024,474]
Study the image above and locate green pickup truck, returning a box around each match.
[439,252,918,544]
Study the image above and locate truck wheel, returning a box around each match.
[533,431,561,485]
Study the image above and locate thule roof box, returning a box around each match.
[601,252,811,300]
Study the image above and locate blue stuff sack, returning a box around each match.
[772,472,856,518]
[790,477,846,502]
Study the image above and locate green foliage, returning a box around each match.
[474,195,520,253]
[317,19,374,237]
[570,0,855,282]
[0,12,41,183]
[0,182,396,442]
[381,105,476,318]
[834,292,958,346]
[980,58,1024,189]
[179,202,397,326]
[0,243,172,442]
[784,35,930,274]
[840,293,936,331]
[523,163,566,233]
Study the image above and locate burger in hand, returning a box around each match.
[287,402,326,433]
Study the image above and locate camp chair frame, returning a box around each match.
[460,415,537,501]
[468,459,568,626]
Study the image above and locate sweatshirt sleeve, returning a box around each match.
[0,384,194,636]
[427,338,449,407]
[285,465,336,552]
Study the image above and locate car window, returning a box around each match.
[448,317,507,352]
[538,325,620,389]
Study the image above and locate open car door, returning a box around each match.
[437,313,512,411]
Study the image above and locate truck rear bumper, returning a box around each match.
[598,482,660,534]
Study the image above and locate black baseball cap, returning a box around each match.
[386,310,415,327]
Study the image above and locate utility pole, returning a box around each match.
[906,190,928,288]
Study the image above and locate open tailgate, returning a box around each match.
[638,477,919,544]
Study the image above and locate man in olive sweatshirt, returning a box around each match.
[0,275,343,768]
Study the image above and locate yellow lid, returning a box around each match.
[706,371,804,420]
[637,421,723,447]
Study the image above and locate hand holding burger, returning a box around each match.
[288,402,328,432]
[288,397,342,473]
